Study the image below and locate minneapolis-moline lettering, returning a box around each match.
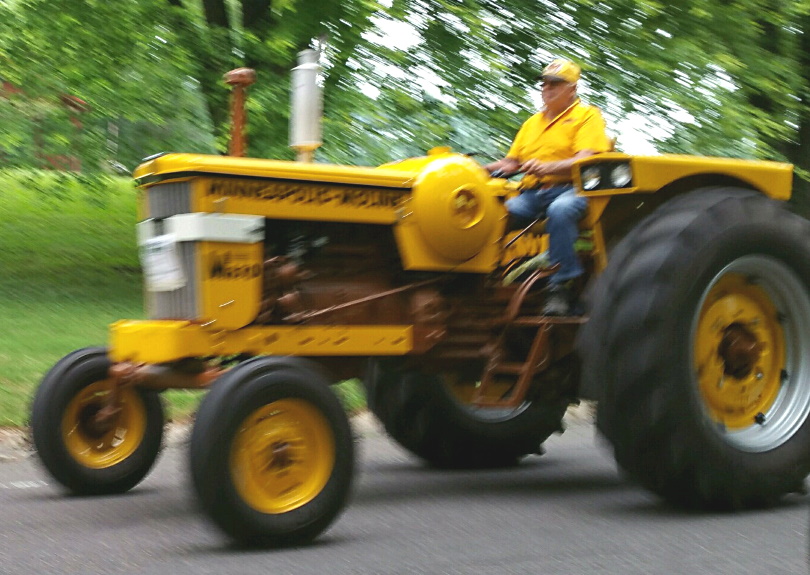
[208,180,405,208]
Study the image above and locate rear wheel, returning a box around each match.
[578,188,810,508]
[190,357,354,546]
[31,348,164,495]
[365,359,569,468]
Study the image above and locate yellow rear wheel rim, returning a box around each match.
[441,369,531,422]
[694,273,785,429]
[230,398,335,514]
[61,380,148,469]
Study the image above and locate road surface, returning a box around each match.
[0,416,807,574]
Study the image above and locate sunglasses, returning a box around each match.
[540,80,570,88]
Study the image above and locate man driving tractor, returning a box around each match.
[485,58,611,315]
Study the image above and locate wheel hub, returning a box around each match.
[717,323,762,379]
[230,399,335,514]
[62,380,147,468]
[78,403,118,438]
[694,273,785,429]
[269,441,293,470]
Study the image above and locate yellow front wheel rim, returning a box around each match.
[694,273,785,429]
[61,380,147,469]
[230,398,335,514]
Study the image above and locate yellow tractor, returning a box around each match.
[30,67,810,546]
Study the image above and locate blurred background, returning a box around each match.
[4,0,809,175]
[2,0,809,424]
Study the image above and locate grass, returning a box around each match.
[0,171,143,426]
[0,169,367,426]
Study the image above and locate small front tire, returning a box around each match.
[190,356,354,546]
[31,347,165,495]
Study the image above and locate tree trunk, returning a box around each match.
[166,0,233,143]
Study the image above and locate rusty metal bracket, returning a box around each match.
[109,362,223,391]
[282,276,445,323]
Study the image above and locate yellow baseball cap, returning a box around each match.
[539,58,581,84]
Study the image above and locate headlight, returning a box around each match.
[581,166,601,190]
[610,163,632,187]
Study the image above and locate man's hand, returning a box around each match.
[520,158,557,177]
[485,158,521,175]
[521,150,598,179]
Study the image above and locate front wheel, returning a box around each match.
[579,188,810,508]
[31,347,165,495]
[190,357,354,547]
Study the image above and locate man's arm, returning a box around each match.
[520,149,596,178]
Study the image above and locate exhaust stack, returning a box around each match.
[289,49,323,162]
[224,68,256,157]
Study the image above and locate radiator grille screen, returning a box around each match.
[147,182,192,219]
[145,182,199,320]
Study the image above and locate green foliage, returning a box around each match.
[0,169,368,425]
[0,170,142,426]
[4,0,810,185]
[541,0,810,170]
[1,0,216,171]
[163,390,206,422]
[8,0,810,425]
[332,379,367,414]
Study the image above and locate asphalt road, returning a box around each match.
[1,417,807,575]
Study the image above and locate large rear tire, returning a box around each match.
[190,356,354,546]
[364,359,569,468]
[578,188,810,508]
[31,347,165,495]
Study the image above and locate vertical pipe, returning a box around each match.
[290,49,323,162]
[224,68,257,157]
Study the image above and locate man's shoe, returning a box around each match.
[543,283,574,316]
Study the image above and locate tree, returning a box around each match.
[161,0,383,159]
[1,0,215,170]
[561,0,810,206]
[382,0,810,202]
[5,0,810,192]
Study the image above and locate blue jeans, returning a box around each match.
[505,184,587,286]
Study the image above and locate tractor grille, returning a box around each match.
[147,241,199,320]
[145,182,200,320]
[147,182,192,219]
